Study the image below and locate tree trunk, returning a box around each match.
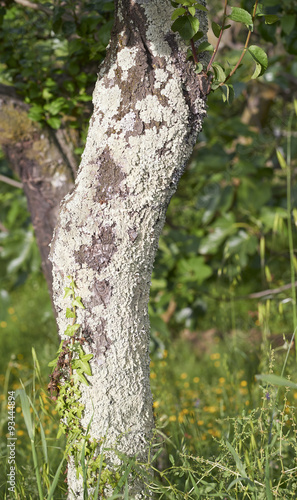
[49,0,209,497]
[0,84,76,296]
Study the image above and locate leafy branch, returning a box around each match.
[171,0,275,103]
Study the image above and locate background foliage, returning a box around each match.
[0,0,297,498]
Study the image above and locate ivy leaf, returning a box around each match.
[172,16,200,40]
[248,45,268,78]
[66,307,75,318]
[64,323,80,336]
[63,287,73,299]
[80,353,94,362]
[72,296,85,309]
[73,370,90,386]
[73,358,92,376]
[228,7,253,30]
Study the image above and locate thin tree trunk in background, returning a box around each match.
[0,84,76,296]
[50,0,209,497]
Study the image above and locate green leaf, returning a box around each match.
[225,441,246,477]
[64,323,80,336]
[44,97,66,116]
[171,7,186,21]
[199,213,236,254]
[72,297,85,309]
[66,307,75,318]
[46,117,61,129]
[276,149,287,170]
[188,6,195,16]
[228,7,253,30]
[73,358,92,376]
[194,2,208,12]
[264,14,279,25]
[42,87,53,100]
[195,62,203,73]
[172,16,200,40]
[188,16,200,36]
[48,357,58,367]
[255,374,297,389]
[73,370,90,386]
[248,45,268,78]
[15,389,34,440]
[211,62,225,82]
[197,41,213,53]
[211,21,221,38]
[63,287,73,299]
[281,14,295,35]
[176,256,212,284]
[220,83,234,104]
[28,104,44,122]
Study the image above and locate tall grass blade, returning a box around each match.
[255,373,297,388]
[225,441,246,477]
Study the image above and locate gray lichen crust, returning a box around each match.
[50,0,208,497]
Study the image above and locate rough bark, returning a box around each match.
[0,84,76,295]
[49,0,209,497]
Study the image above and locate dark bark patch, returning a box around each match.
[128,228,138,243]
[82,320,112,362]
[93,147,127,202]
[74,226,116,273]
[92,279,112,307]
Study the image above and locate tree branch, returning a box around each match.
[0,174,22,189]
[13,0,53,16]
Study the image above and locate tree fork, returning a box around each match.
[49,0,209,497]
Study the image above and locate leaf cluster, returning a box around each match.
[0,1,113,135]
[170,1,278,103]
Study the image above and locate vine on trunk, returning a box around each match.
[48,277,120,495]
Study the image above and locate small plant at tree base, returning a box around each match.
[171,0,273,103]
[48,277,120,495]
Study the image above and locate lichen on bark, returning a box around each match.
[49,0,209,497]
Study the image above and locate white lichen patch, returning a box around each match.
[117,46,138,72]
[115,111,136,133]
[154,68,168,88]
[92,81,121,117]
[135,95,164,123]
[136,0,173,57]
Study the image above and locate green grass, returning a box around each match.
[0,280,296,499]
